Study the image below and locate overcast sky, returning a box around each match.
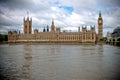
[0,0,120,36]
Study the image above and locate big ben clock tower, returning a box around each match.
[98,11,103,40]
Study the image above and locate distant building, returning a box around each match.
[106,32,112,42]
[106,27,120,46]
[111,27,120,38]
[8,12,103,43]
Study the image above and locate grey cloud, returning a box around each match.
[0,0,33,10]
[0,9,4,15]
[0,12,22,26]
[101,0,120,7]
[0,0,120,36]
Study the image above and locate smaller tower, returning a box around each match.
[91,25,95,32]
[47,25,49,32]
[82,26,86,32]
[19,30,20,34]
[78,26,80,32]
[82,26,86,41]
[56,28,60,34]
[43,27,46,32]
[51,18,55,32]
[34,29,38,34]
[24,17,32,34]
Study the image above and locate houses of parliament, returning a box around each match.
[8,12,103,43]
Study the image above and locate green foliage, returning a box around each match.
[0,34,8,42]
[99,37,107,41]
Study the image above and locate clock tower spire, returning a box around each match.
[51,18,55,32]
[98,11,103,40]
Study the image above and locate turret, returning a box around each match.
[47,25,49,32]
[43,27,46,32]
[56,28,61,34]
[24,16,32,34]
[78,27,80,32]
[34,29,38,34]
[51,18,55,32]
[91,25,95,32]
[82,26,86,32]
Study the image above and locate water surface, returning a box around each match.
[0,44,120,80]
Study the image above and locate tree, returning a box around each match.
[0,34,8,42]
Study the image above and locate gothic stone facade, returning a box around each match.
[8,12,103,43]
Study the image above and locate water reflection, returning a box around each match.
[22,45,32,80]
[0,44,120,80]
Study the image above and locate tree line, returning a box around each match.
[0,34,8,42]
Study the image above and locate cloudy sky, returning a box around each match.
[0,0,120,36]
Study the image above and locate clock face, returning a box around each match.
[99,20,102,23]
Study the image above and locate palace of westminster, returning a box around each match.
[8,12,103,43]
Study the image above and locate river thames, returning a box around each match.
[0,44,120,80]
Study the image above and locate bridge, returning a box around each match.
[106,37,120,46]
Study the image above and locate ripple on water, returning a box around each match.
[0,44,120,80]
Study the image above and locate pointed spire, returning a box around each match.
[26,11,30,21]
[19,30,20,34]
[47,25,49,32]
[43,26,46,32]
[78,26,80,32]
[23,17,25,21]
[52,18,54,24]
[99,11,101,17]
[51,18,55,32]
[27,11,29,18]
